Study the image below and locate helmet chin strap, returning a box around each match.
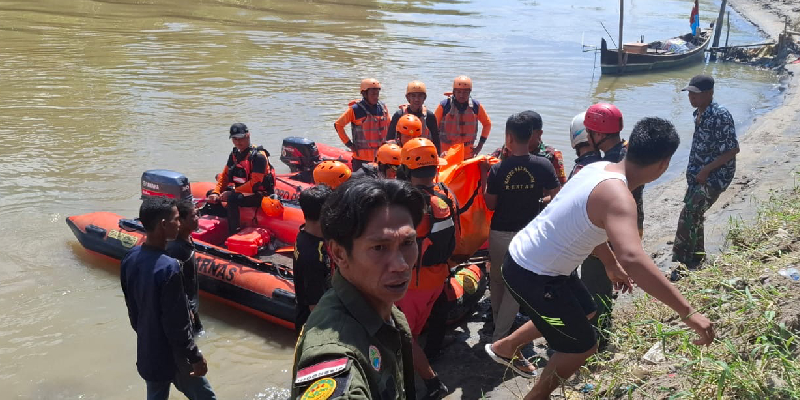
[590,130,611,152]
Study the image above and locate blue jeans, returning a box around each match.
[145,373,216,400]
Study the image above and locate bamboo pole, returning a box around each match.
[618,0,624,72]
[711,0,728,60]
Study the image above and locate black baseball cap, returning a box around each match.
[229,123,248,138]
[682,75,714,93]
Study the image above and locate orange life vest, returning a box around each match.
[438,96,479,148]
[398,104,430,145]
[227,145,276,195]
[416,183,458,268]
[350,100,389,160]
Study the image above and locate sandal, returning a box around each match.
[484,343,537,378]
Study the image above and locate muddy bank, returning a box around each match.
[432,1,800,398]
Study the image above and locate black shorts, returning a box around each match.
[502,254,597,354]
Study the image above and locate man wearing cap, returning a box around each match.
[334,78,390,171]
[672,75,739,274]
[207,123,276,235]
[387,80,441,151]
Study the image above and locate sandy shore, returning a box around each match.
[433,1,800,398]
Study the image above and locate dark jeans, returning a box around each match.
[226,192,263,234]
[145,373,216,400]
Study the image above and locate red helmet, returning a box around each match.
[584,103,623,134]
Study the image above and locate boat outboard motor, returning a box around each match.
[141,170,192,201]
[280,137,321,173]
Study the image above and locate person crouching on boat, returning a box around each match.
[387,81,441,151]
[351,142,402,180]
[207,123,276,235]
[292,178,425,399]
[434,75,491,157]
[312,160,352,189]
[334,78,389,172]
[293,184,333,335]
[166,199,204,335]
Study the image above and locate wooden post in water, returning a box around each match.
[711,0,728,60]
[724,11,731,57]
[618,0,624,72]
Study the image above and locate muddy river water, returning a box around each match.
[0,0,781,398]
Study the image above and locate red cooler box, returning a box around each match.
[225,227,273,256]
[192,216,229,246]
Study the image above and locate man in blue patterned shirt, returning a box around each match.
[672,75,739,270]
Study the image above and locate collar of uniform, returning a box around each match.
[333,270,387,336]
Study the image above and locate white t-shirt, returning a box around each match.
[508,161,627,276]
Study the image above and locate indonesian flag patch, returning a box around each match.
[295,357,351,384]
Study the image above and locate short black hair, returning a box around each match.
[506,111,542,143]
[299,184,333,222]
[626,117,681,166]
[408,165,437,179]
[176,199,195,220]
[139,197,176,232]
[321,178,426,254]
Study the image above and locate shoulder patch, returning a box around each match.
[300,377,337,400]
[430,196,451,219]
[295,357,351,384]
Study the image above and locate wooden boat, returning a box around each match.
[600,29,711,75]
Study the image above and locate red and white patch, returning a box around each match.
[295,358,350,384]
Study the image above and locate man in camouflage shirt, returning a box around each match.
[672,75,739,270]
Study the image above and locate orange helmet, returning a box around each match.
[360,78,382,92]
[396,114,423,139]
[406,80,427,95]
[376,143,402,165]
[453,75,472,90]
[401,138,447,170]
[313,160,352,189]
[260,195,284,217]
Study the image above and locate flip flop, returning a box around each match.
[484,343,537,378]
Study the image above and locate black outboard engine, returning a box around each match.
[280,137,321,173]
[141,170,192,201]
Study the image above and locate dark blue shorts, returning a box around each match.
[502,254,597,354]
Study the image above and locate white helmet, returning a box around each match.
[570,112,589,149]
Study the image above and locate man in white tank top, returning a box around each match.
[484,117,715,400]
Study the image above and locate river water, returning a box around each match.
[0,0,780,398]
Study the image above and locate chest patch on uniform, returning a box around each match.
[368,345,382,371]
[295,357,350,384]
[300,377,337,400]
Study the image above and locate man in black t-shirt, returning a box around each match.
[484,112,560,349]
[293,184,333,335]
[166,200,203,335]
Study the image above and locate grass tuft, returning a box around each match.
[579,187,800,399]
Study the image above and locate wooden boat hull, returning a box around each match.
[600,30,711,75]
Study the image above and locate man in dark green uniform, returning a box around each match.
[292,178,427,400]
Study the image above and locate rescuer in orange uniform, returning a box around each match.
[388,80,441,151]
[434,75,492,157]
[208,123,276,235]
[395,138,458,400]
[334,78,390,172]
[312,160,352,189]
[350,142,403,180]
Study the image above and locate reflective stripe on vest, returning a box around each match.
[439,97,478,145]
[227,146,275,194]
[398,104,430,145]
[351,101,389,152]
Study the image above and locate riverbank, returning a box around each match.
[433,1,800,398]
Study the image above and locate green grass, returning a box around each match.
[579,186,800,399]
